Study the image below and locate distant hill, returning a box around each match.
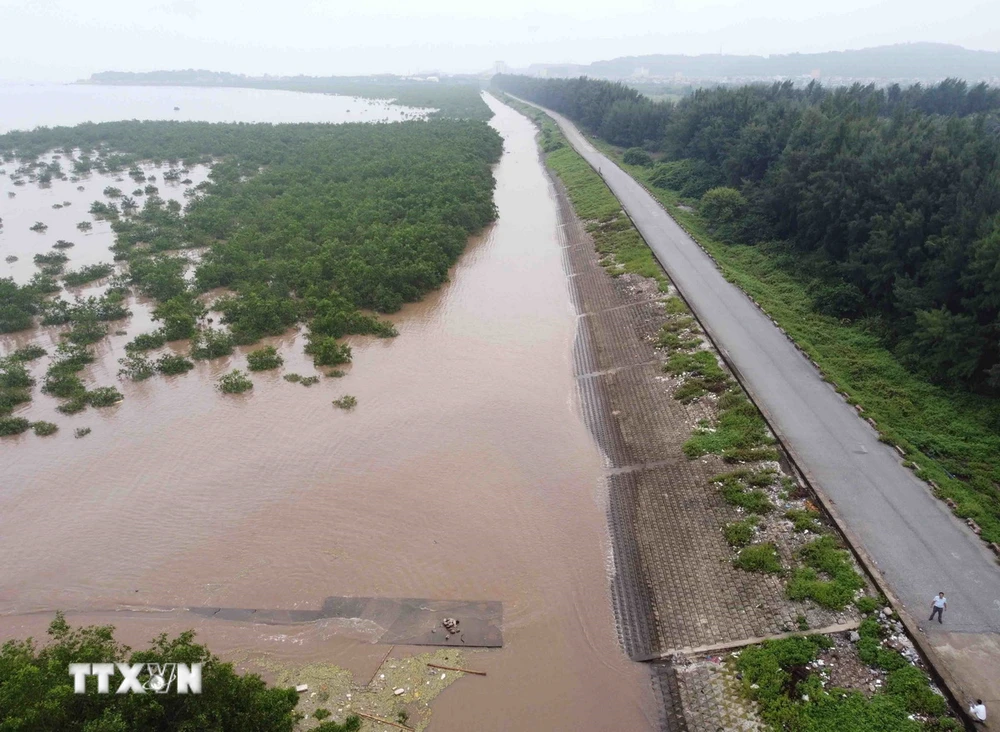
[523,43,1000,83]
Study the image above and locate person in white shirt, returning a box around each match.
[929,592,947,624]
[969,699,986,724]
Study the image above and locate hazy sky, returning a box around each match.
[1,0,998,81]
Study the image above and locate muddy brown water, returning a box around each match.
[0,94,656,729]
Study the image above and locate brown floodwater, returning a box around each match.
[0,94,656,729]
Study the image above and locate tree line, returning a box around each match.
[494,74,1000,392]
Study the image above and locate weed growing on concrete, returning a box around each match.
[723,517,758,547]
[713,469,774,514]
[733,543,782,573]
[786,536,865,610]
[785,508,824,533]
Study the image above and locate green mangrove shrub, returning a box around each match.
[218,369,253,394]
[32,421,58,436]
[156,353,194,375]
[246,345,283,371]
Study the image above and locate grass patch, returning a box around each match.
[785,508,824,533]
[733,543,782,573]
[733,634,949,731]
[723,517,758,547]
[786,536,866,610]
[684,392,778,462]
[713,469,776,514]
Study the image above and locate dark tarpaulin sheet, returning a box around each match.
[188,596,503,648]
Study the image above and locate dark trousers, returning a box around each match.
[929,606,944,623]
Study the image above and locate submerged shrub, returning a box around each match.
[32,421,58,436]
[10,345,46,362]
[63,263,115,287]
[74,427,91,438]
[0,359,35,389]
[86,386,123,407]
[117,353,155,381]
[332,395,357,410]
[305,335,352,367]
[0,416,31,436]
[125,330,167,352]
[156,353,194,375]
[299,376,320,387]
[246,345,283,371]
[0,388,31,414]
[283,373,302,383]
[191,329,235,360]
[785,508,823,533]
[218,369,253,394]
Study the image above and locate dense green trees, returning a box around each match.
[494,74,1000,392]
[0,613,301,731]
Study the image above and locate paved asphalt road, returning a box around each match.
[517,98,1000,638]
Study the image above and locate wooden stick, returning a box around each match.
[426,662,487,676]
[356,711,414,731]
[366,645,394,688]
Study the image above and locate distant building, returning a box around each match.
[494,61,509,75]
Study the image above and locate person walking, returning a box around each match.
[929,592,947,624]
